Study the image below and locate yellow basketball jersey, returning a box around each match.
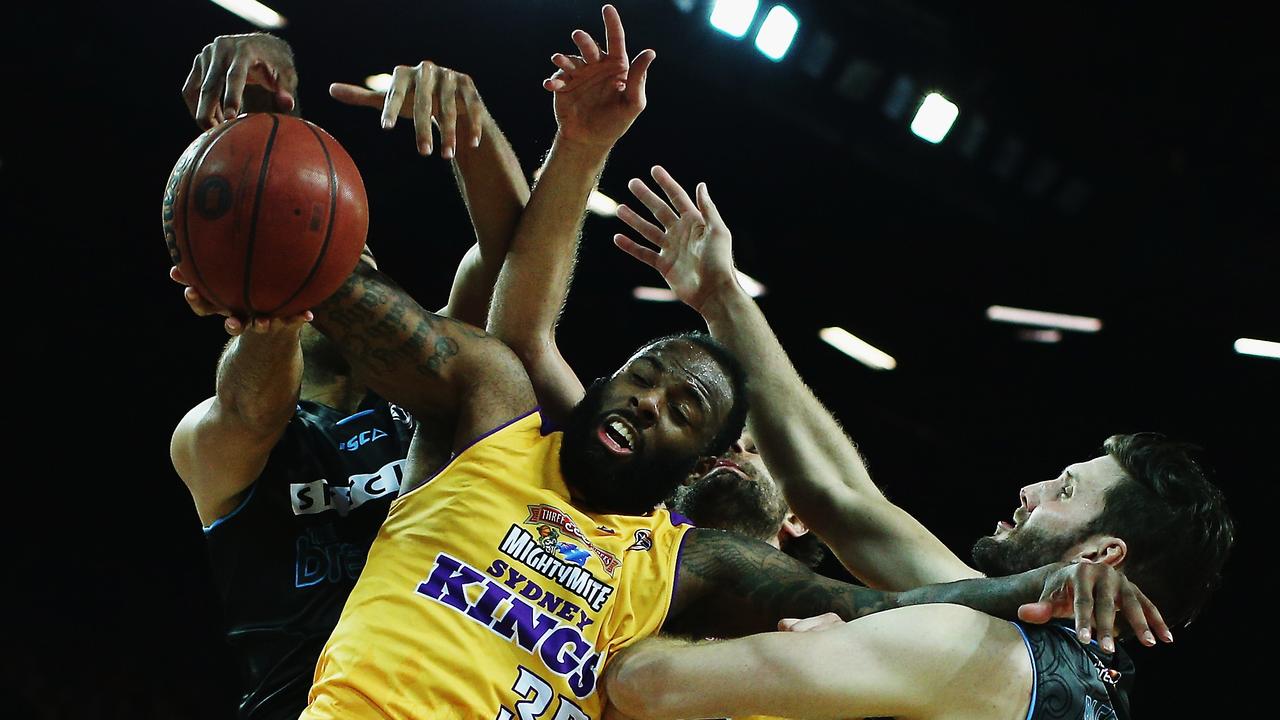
[305,410,692,720]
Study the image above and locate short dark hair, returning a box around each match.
[642,331,749,458]
[1082,433,1235,627]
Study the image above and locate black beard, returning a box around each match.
[670,468,787,542]
[559,378,699,515]
[971,524,1084,576]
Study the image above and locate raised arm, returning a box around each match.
[613,167,979,590]
[311,263,534,461]
[486,4,656,423]
[329,61,531,327]
[608,604,1033,720]
[169,268,310,525]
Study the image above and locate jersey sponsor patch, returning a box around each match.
[337,427,388,452]
[525,504,621,576]
[291,459,405,516]
[499,524,615,612]
[415,552,604,699]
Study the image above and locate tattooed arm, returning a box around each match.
[312,262,535,479]
[664,528,1167,641]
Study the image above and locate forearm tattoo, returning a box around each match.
[314,265,477,380]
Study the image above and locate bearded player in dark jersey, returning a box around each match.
[168,33,530,720]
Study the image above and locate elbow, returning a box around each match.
[605,651,680,720]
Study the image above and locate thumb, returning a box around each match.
[696,182,725,227]
[1018,601,1055,624]
[624,49,656,105]
[330,83,383,108]
[275,88,296,112]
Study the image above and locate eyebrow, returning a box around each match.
[637,356,712,414]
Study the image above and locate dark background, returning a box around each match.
[7,0,1275,716]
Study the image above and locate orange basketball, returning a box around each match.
[162,113,368,317]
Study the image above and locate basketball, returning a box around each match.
[161,113,369,317]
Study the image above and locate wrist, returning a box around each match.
[550,132,614,162]
[697,278,752,324]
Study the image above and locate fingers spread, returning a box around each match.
[196,45,226,128]
[382,65,413,129]
[602,4,626,58]
[627,177,680,228]
[614,234,661,269]
[624,49,656,106]
[413,64,437,155]
[616,204,667,247]
[551,53,580,73]
[571,29,602,63]
[651,165,698,215]
[437,71,458,159]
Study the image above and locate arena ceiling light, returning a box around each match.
[634,270,764,303]
[709,0,760,38]
[364,74,394,93]
[819,327,897,371]
[754,6,799,61]
[910,93,960,144]
[209,0,286,29]
[1234,338,1280,360]
[986,305,1102,333]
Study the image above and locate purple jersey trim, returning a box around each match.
[667,511,695,527]
[399,407,542,501]
[1011,622,1039,720]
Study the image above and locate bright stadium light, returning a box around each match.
[634,286,679,302]
[910,92,960,144]
[819,327,897,371]
[1235,338,1280,360]
[209,0,286,29]
[735,270,766,297]
[587,190,619,217]
[364,74,394,93]
[987,305,1102,333]
[710,0,760,38]
[754,6,799,61]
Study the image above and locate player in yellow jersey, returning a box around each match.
[293,7,1166,719]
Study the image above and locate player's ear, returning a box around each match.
[779,512,809,540]
[1071,535,1127,567]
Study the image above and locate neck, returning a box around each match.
[301,374,367,415]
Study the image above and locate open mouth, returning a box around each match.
[996,508,1029,534]
[598,415,639,457]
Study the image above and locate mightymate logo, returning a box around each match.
[525,504,621,576]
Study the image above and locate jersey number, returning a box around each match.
[495,667,590,720]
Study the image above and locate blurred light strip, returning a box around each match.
[1235,338,1280,359]
[819,327,897,370]
[634,287,678,302]
[588,190,619,217]
[633,270,763,303]
[209,0,286,29]
[365,74,393,93]
[987,305,1102,333]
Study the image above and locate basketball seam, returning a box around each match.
[263,121,340,316]
[182,116,243,310]
[243,114,281,315]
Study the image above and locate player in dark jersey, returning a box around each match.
[596,167,1233,720]
[169,32,530,720]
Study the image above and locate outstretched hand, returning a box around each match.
[169,266,311,337]
[544,4,655,149]
[1018,561,1173,653]
[183,33,298,129]
[330,61,487,158]
[614,166,740,314]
